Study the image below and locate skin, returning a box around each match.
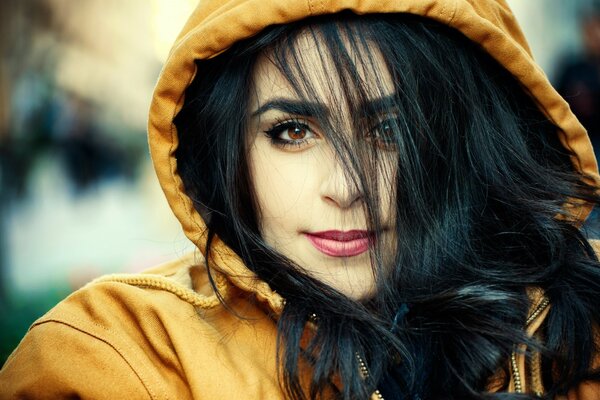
[246,31,397,299]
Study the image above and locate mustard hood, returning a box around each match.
[148,0,599,305]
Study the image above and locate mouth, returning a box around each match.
[304,230,374,258]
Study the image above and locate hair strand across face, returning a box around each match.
[175,12,600,400]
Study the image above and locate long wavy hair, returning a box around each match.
[174,13,600,400]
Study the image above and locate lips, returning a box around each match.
[304,230,373,257]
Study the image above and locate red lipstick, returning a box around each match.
[304,230,373,257]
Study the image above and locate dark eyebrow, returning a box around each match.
[251,98,328,118]
[361,94,398,116]
[250,94,398,119]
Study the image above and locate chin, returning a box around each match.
[331,279,376,301]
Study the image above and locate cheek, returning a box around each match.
[248,141,320,239]
[376,154,398,218]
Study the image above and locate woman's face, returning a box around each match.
[247,33,397,300]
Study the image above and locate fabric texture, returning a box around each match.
[2,0,600,398]
[1,252,598,399]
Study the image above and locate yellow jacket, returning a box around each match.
[2,0,600,398]
[1,252,600,399]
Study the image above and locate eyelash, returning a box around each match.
[367,117,398,147]
[264,118,318,149]
[262,116,399,150]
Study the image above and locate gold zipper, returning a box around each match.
[356,353,385,399]
[358,296,549,398]
[510,297,550,394]
[304,312,382,398]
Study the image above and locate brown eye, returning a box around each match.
[288,125,308,140]
[265,120,316,146]
[379,122,393,137]
[367,117,398,148]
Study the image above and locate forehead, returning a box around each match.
[249,28,396,111]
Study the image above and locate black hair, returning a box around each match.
[174,12,600,400]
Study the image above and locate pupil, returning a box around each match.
[290,126,305,139]
[377,122,395,144]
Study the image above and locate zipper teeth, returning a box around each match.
[344,298,550,398]
[304,312,380,398]
[525,298,550,327]
[338,297,550,398]
[511,297,550,394]
[356,353,385,399]
[510,352,523,393]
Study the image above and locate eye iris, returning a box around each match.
[378,121,395,142]
[288,126,306,140]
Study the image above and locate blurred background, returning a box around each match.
[1,0,600,364]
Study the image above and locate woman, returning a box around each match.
[1,0,600,399]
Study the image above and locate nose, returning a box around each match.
[319,159,363,209]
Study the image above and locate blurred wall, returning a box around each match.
[508,0,592,81]
[0,0,197,362]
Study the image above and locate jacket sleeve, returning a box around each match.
[565,383,600,400]
[0,320,152,400]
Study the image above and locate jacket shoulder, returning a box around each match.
[0,254,282,399]
[0,254,213,400]
[0,317,155,399]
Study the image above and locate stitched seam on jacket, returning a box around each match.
[93,274,222,309]
[30,319,162,400]
[447,0,458,23]
[306,0,314,15]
